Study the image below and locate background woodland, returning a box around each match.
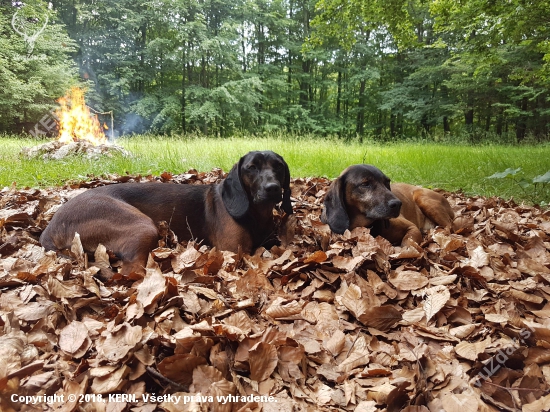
[1,0,550,142]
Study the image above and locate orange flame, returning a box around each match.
[56,87,107,146]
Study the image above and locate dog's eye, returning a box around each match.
[361,181,371,188]
[247,164,257,170]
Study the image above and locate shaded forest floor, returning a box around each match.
[1,169,550,412]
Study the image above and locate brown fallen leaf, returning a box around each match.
[58,321,92,358]
[388,270,429,291]
[439,392,479,412]
[91,365,129,394]
[323,329,346,357]
[423,285,451,322]
[191,365,236,412]
[264,298,303,319]
[136,264,166,311]
[14,300,56,321]
[358,306,402,331]
[337,335,370,373]
[157,354,207,386]
[97,322,142,362]
[249,342,278,382]
[454,337,491,361]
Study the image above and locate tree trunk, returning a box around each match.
[336,70,342,117]
[515,97,528,142]
[496,108,503,136]
[201,56,207,88]
[443,116,450,133]
[299,60,311,109]
[241,28,247,73]
[181,48,186,134]
[421,113,430,136]
[465,109,474,127]
[485,102,491,132]
[465,91,474,131]
[356,79,366,138]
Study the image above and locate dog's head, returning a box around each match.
[222,150,292,220]
[321,164,402,234]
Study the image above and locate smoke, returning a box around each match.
[121,112,147,135]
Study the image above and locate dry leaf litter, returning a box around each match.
[1,169,550,412]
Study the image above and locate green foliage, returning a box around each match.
[429,0,550,141]
[487,168,522,180]
[533,171,550,184]
[309,0,550,141]
[0,1,78,132]
[185,77,264,135]
[310,0,417,49]
[488,168,550,206]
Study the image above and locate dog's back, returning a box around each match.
[390,183,455,231]
[40,182,212,252]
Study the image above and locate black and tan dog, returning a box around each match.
[321,164,455,246]
[40,151,292,277]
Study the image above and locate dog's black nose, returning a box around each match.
[265,183,281,194]
[388,198,402,211]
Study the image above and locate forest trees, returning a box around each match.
[1,0,549,141]
[0,0,77,133]
[313,0,550,141]
[429,0,550,141]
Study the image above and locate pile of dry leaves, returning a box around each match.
[1,169,549,412]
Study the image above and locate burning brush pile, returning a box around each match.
[21,87,129,160]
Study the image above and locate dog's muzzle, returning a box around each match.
[387,198,402,217]
[368,197,402,220]
[256,182,282,203]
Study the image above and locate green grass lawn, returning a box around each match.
[1,134,549,205]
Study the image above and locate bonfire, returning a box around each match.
[21,87,129,159]
[56,87,108,146]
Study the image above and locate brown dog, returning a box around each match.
[321,164,455,246]
[40,151,292,277]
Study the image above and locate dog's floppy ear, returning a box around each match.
[384,178,391,227]
[278,154,293,215]
[321,175,349,234]
[222,156,249,219]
